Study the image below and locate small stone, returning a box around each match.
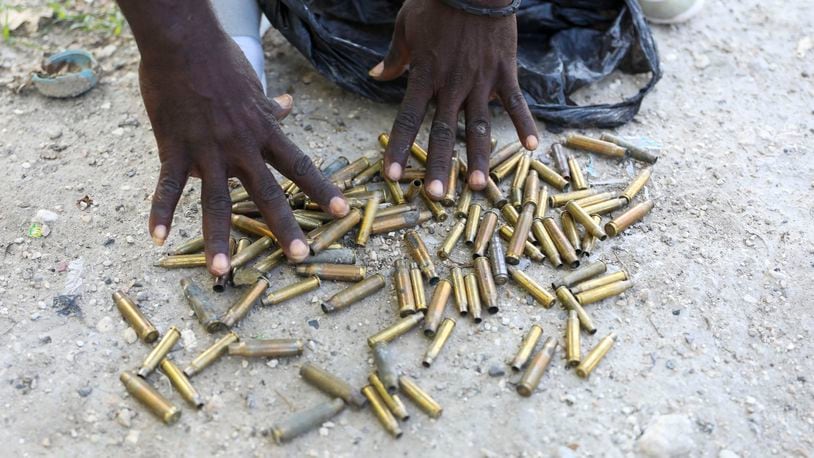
[77,386,93,397]
[266,359,279,368]
[125,236,134,244]
[96,316,113,333]
[181,329,197,350]
[116,408,134,428]
[307,319,319,329]
[319,427,329,437]
[637,414,695,457]
[122,327,138,344]
[487,365,505,377]
[125,429,139,445]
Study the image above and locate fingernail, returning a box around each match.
[387,162,402,180]
[329,196,349,217]
[469,171,486,189]
[212,253,230,276]
[272,93,293,109]
[151,225,167,246]
[289,239,309,261]
[427,180,444,198]
[525,135,539,150]
[368,62,384,78]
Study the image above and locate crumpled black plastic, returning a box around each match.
[259,0,660,130]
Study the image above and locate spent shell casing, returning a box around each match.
[232,247,283,287]
[454,185,473,218]
[580,215,602,257]
[464,273,483,323]
[331,157,370,183]
[583,197,627,216]
[488,233,509,285]
[300,363,367,408]
[299,248,357,265]
[384,177,406,205]
[271,398,346,444]
[550,143,570,180]
[572,191,616,208]
[561,211,583,255]
[498,225,545,263]
[344,182,386,198]
[352,159,383,187]
[399,168,426,182]
[228,339,304,358]
[530,158,569,191]
[322,156,351,177]
[120,371,181,424]
[474,257,499,314]
[490,141,524,168]
[473,209,499,257]
[310,208,362,255]
[599,133,659,163]
[441,152,459,206]
[224,237,252,288]
[501,204,520,227]
[510,152,532,208]
[230,187,249,202]
[566,310,581,367]
[422,317,455,367]
[542,217,580,268]
[522,170,540,208]
[437,219,466,259]
[377,132,427,165]
[621,167,652,203]
[376,203,417,218]
[137,326,181,378]
[368,373,410,421]
[230,236,275,269]
[549,188,598,208]
[484,177,508,209]
[394,260,416,317]
[294,214,322,230]
[516,337,558,397]
[295,263,366,282]
[184,331,239,377]
[112,290,159,343]
[535,185,549,220]
[531,220,563,268]
[370,210,432,235]
[576,333,616,378]
[399,376,442,418]
[576,279,633,305]
[510,324,543,372]
[506,204,535,265]
[570,270,629,295]
[554,261,607,289]
[221,277,269,328]
[361,385,402,437]
[159,358,204,408]
[490,150,524,183]
[153,253,207,268]
[566,201,607,240]
[322,274,385,313]
[409,263,428,313]
[404,230,439,285]
[450,267,468,316]
[565,133,626,158]
[556,286,596,334]
[423,279,452,337]
[404,179,423,202]
[372,343,399,394]
[420,187,448,222]
[261,276,321,306]
[231,214,277,241]
[463,203,482,246]
[181,278,225,333]
[605,200,655,237]
[567,155,588,191]
[508,266,556,308]
[356,195,381,247]
[294,211,338,223]
[368,313,424,347]
[170,235,204,255]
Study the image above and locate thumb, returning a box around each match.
[369,17,410,81]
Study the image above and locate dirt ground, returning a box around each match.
[1,0,812,456]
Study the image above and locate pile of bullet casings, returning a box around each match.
[115,130,657,442]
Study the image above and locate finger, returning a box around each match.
[269,93,294,121]
[464,91,492,191]
[498,81,539,150]
[200,168,233,276]
[424,95,463,199]
[384,68,432,181]
[369,14,409,81]
[241,159,309,263]
[149,161,189,246]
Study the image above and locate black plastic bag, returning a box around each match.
[259,0,661,130]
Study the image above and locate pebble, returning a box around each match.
[125,429,139,445]
[116,408,133,428]
[77,386,93,397]
[637,414,696,457]
[122,327,138,344]
[181,329,197,350]
[488,365,505,377]
[96,316,113,333]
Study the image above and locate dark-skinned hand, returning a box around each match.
[370,0,538,198]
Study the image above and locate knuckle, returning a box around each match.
[154,174,184,204]
[393,109,422,133]
[292,155,317,178]
[466,119,490,138]
[202,193,232,218]
[430,121,455,146]
[506,90,527,113]
[253,180,286,205]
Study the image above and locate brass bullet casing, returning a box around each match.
[463,203,482,246]
[410,264,428,313]
[570,270,629,295]
[490,150,524,183]
[437,219,466,260]
[605,200,655,237]
[331,157,370,183]
[394,260,416,317]
[464,273,483,323]
[112,290,159,343]
[372,343,399,394]
[384,177,406,205]
[490,141,524,169]
[261,276,321,306]
[399,168,426,182]
[294,210,334,223]
[404,230,440,285]
[221,277,269,328]
[368,313,424,347]
[159,358,205,408]
[180,278,225,333]
[184,331,239,377]
[230,187,249,203]
[510,152,532,208]
[137,326,181,378]
[377,133,427,165]
[423,317,456,367]
[554,260,607,289]
[506,204,535,265]
[228,339,304,358]
[523,170,540,208]
[488,233,509,285]
[170,235,204,255]
[566,201,607,240]
[549,188,598,208]
[510,324,543,372]
[535,186,549,220]
[473,209,499,257]
[550,143,570,181]
[600,133,659,163]
[424,279,452,337]
[572,191,616,209]
[542,217,580,269]
[404,179,423,202]
[531,220,563,268]
[322,156,351,178]
[474,257,499,314]
[583,197,627,216]
[231,214,277,241]
[368,373,410,421]
[300,248,357,265]
[441,151,459,207]
[361,385,403,438]
[556,286,596,334]
[223,237,252,289]
[561,211,582,255]
[322,274,385,314]
[352,159,383,187]
[484,177,509,209]
[576,333,616,378]
[576,280,633,305]
[516,337,558,397]
[419,187,449,222]
[580,216,602,257]
[564,133,626,158]
[271,398,346,444]
[399,376,443,418]
[501,204,520,227]
[454,185,473,219]
[310,208,362,255]
[120,371,181,425]
[377,203,417,218]
[498,225,545,263]
[370,210,432,235]
[566,310,581,367]
[153,253,207,269]
[232,248,284,287]
[567,155,588,191]
[294,214,323,231]
[356,195,380,247]
[344,182,387,198]
[300,363,367,408]
[530,158,569,191]
[230,236,275,269]
[621,167,653,203]
[507,266,556,308]
[450,267,468,316]
[295,263,366,282]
